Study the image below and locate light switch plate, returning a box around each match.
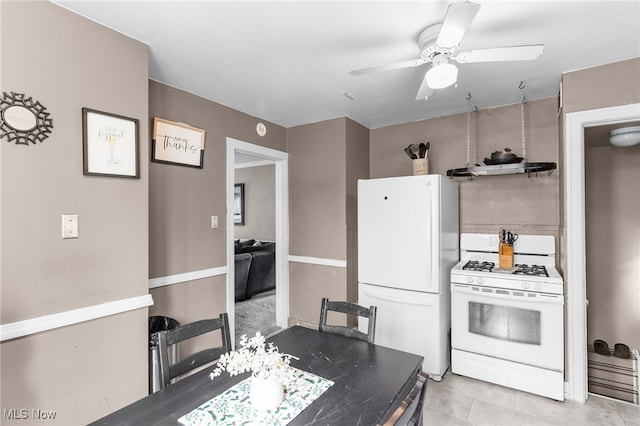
[62,215,79,239]
[211,215,219,229]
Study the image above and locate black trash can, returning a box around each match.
[148,316,180,394]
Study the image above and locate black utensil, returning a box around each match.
[404,146,417,159]
[409,144,420,159]
[409,143,420,159]
[418,143,427,159]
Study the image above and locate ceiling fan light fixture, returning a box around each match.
[426,57,458,89]
[609,126,640,147]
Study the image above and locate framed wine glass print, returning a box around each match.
[82,108,139,178]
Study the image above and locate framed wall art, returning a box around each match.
[152,117,205,168]
[234,183,245,225]
[1,91,53,145]
[82,108,139,178]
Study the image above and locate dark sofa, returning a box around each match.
[234,240,276,301]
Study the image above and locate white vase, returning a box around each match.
[250,374,284,411]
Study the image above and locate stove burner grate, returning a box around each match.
[513,264,549,277]
[462,260,494,272]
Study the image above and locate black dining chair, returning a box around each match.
[318,297,377,344]
[153,313,232,390]
[382,372,428,426]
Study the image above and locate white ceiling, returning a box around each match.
[54,1,640,129]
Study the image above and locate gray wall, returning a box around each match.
[287,118,348,326]
[234,165,276,241]
[345,120,371,306]
[148,81,287,339]
[286,117,369,326]
[1,1,150,424]
[585,141,640,351]
[370,97,561,241]
[562,58,640,353]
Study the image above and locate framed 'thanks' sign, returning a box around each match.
[152,117,205,168]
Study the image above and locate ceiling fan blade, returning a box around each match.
[436,1,481,49]
[454,44,545,63]
[349,58,428,76]
[415,72,434,100]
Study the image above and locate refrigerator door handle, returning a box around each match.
[360,285,437,306]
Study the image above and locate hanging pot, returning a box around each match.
[484,148,523,165]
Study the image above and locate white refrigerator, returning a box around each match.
[357,175,459,381]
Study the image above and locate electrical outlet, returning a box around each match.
[62,215,79,239]
[211,215,219,229]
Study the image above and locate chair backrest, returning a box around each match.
[382,372,428,426]
[154,313,231,389]
[319,297,377,344]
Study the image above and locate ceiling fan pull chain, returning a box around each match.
[520,81,527,162]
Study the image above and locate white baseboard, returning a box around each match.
[0,294,154,342]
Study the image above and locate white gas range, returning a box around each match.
[450,233,565,401]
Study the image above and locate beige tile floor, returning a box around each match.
[424,371,640,425]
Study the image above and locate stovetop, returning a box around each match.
[451,233,564,294]
[462,260,549,277]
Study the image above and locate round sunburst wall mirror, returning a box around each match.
[0,91,53,145]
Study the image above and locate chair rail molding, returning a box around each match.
[0,294,153,342]
[149,266,228,289]
[288,255,347,268]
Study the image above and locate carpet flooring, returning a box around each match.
[234,290,280,346]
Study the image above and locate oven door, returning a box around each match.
[451,283,563,371]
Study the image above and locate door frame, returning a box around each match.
[226,137,289,346]
[564,102,640,402]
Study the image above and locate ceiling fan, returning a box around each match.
[349,1,544,100]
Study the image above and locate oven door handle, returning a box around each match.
[451,284,564,304]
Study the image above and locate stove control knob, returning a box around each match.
[476,277,484,285]
[522,281,531,290]
[534,283,543,291]
[466,277,474,284]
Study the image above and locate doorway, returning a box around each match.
[584,121,640,404]
[564,103,640,403]
[226,138,289,348]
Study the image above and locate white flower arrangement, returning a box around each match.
[210,332,299,389]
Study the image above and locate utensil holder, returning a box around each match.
[413,158,428,175]
[498,242,514,268]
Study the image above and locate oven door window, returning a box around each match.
[468,301,541,345]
